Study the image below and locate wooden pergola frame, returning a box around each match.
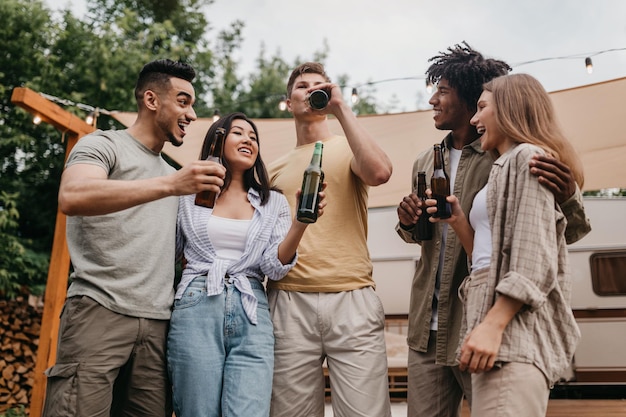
[10,87,95,417]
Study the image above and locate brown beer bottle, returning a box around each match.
[416,171,433,240]
[195,127,226,208]
[430,144,451,219]
[296,141,324,223]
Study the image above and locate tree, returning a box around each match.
[0,191,49,298]
[235,45,293,119]
[0,0,221,294]
[0,0,66,262]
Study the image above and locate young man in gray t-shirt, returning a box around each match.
[43,59,225,417]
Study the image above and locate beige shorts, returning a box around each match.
[268,287,392,417]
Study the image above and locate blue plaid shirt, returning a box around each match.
[175,189,296,324]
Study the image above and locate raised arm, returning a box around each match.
[326,85,392,186]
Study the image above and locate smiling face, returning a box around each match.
[222,118,259,172]
[154,77,197,147]
[428,78,474,133]
[471,90,511,155]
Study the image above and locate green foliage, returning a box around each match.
[0,405,28,417]
[234,45,294,118]
[0,192,49,298]
[0,0,370,298]
[0,0,74,230]
[583,189,626,197]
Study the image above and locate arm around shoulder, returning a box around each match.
[560,185,592,244]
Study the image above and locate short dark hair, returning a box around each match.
[134,59,196,102]
[200,112,275,205]
[286,62,331,98]
[426,42,511,112]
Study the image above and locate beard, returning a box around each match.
[167,132,183,147]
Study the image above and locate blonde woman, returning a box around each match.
[430,73,584,417]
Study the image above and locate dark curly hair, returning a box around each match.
[426,42,511,113]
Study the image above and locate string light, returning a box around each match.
[426,80,433,94]
[278,95,287,111]
[30,46,625,120]
[85,111,95,126]
[511,47,625,73]
[37,92,114,126]
[33,115,42,125]
[585,57,593,74]
[351,88,359,104]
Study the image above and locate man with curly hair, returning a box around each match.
[395,42,591,417]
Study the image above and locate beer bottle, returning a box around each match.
[306,89,330,110]
[296,141,324,223]
[195,127,226,208]
[430,144,452,219]
[416,171,433,240]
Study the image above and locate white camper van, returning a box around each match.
[369,197,626,387]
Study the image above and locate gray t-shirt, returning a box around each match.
[65,130,178,320]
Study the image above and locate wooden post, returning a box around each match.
[11,87,95,417]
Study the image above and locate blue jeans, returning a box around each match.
[167,276,274,417]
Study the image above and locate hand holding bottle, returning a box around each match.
[297,141,325,223]
[195,127,226,208]
[431,144,452,219]
[397,193,421,229]
[397,172,433,240]
[424,190,466,228]
[295,182,328,224]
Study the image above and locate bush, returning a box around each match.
[0,405,27,417]
[0,192,49,298]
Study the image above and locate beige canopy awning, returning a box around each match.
[113,76,626,207]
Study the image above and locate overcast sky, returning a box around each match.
[50,0,626,113]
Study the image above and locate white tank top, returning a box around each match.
[469,185,492,272]
[206,215,251,260]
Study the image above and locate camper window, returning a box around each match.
[589,251,626,296]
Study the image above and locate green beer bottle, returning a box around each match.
[296,141,324,223]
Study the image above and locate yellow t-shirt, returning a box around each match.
[268,135,374,292]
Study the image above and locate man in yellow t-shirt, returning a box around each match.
[267,62,393,417]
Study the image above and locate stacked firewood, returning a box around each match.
[0,295,42,414]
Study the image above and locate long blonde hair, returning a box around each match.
[484,73,584,188]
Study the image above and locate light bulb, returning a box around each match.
[85,112,95,126]
[33,115,42,125]
[278,96,287,111]
[585,57,593,74]
[351,88,359,105]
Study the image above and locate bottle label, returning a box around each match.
[297,172,322,222]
